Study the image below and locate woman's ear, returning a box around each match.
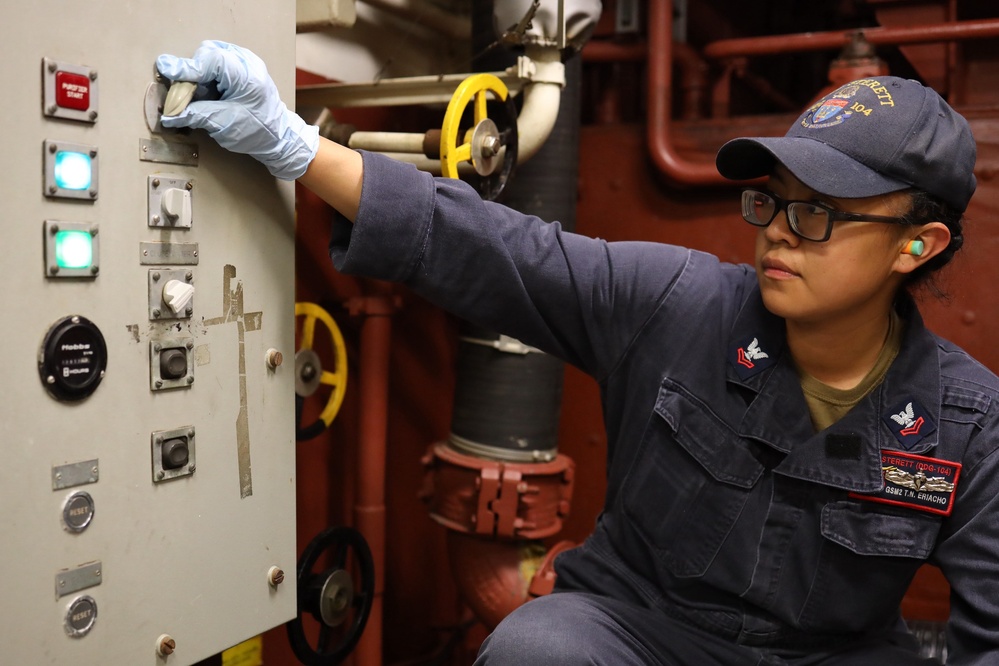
[895,222,951,274]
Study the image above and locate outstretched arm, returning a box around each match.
[298,137,363,223]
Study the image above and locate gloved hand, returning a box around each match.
[156,40,319,180]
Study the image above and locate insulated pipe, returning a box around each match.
[432,6,583,630]
[647,0,722,184]
[360,0,471,42]
[702,18,999,60]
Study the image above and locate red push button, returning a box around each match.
[55,71,90,111]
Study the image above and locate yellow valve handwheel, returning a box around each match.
[440,73,519,200]
[295,302,348,441]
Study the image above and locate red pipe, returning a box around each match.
[348,293,399,666]
[581,40,647,62]
[647,0,723,185]
[703,19,999,60]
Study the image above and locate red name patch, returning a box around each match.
[849,450,961,516]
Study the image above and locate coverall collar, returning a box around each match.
[725,289,941,493]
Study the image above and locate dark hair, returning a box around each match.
[899,190,965,295]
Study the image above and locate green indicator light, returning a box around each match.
[54,151,92,190]
[55,230,93,269]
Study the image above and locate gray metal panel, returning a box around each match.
[1,2,298,664]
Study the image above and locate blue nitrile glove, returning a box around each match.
[156,40,319,180]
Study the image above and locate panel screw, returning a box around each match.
[89,111,98,121]
[156,470,165,480]
[186,341,194,350]
[265,348,283,369]
[152,179,160,188]
[48,62,57,73]
[153,343,162,352]
[49,143,58,153]
[153,309,161,318]
[47,105,58,114]
[90,225,98,236]
[155,380,163,388]
[152,272,161,281]
[185,271,193,281]
[50,265,60,275]
[188,464,196,472]
[49,185,58,194]
[89,71,98,81]
[268,566,285,587]
[186,376,194,384]
[47,375,56,384]
[185,181,193,190]
[185,307,193,316]
[152,215,160,224]
[156,634,175,657]
[89,190,97,199]
[50,224,60,234]
[91,265,99,275]
[89,149,97,158]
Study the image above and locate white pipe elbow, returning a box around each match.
[514,47,566,164]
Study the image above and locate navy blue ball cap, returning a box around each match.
[716,77,977,213]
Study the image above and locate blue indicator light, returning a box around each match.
[54,230,93,269]
[54,151,92,190]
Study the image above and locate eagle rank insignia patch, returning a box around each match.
[850,450,961,516]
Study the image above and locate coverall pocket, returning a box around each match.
[622,381,764,578]
[797,501,940,632]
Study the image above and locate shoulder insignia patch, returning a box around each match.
[729,336,777,380]
[883,398,936,450]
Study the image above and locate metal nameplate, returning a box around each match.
[139,137,199,166]
[56,561,102,598]
[140,241,199,265]
[52,460,99,490]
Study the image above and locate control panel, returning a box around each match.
[2,3,297,665]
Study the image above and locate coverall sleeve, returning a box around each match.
[932,406,999,664]
[329,151,696,379]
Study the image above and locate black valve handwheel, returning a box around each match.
[286,526,375,665]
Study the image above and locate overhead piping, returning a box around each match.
[646,0,721,185]
[702,18,999,59]
[648,0,999,187]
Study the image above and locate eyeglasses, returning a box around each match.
[741,188,909,242]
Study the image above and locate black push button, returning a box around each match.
[159,348,187,380]
[161,437,189,470]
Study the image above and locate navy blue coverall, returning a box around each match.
[330,152,999,665]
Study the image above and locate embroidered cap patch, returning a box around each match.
[883,398,936,450]
[729,336,777,380]
[850,450,961,516]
